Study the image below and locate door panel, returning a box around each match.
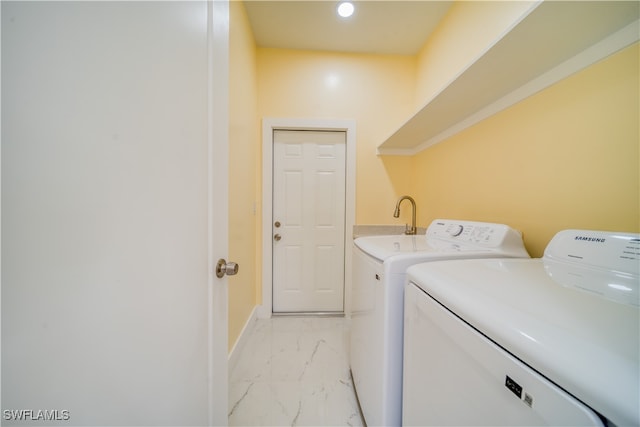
[272,130,346,313]
[1,2,228,425]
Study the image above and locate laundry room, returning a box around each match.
[227,0,638,424]
[2,1,637,425]
[228,0,638,351]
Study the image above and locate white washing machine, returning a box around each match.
[350,219,529,426]
[403,229,639,426]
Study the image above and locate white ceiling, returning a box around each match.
[243,1,454,55]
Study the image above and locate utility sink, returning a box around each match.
[352,224,426,239]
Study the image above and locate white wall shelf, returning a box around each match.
[377,1,639,156]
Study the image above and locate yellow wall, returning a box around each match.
[409,43,640,257]
[256,48,417,225]
[228,1,259,351]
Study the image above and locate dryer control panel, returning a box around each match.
[543,230,640,306]
[544,230,640,273]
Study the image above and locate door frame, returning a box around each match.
[260,118,356,318]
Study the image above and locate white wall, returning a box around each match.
[2,2,223,425]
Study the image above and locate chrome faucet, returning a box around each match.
[393,195,417,235]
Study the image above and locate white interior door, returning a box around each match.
[1,1,229,425]
[272,130,346,313]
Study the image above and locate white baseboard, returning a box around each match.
[255,304,271,319]
[228,305,259,374]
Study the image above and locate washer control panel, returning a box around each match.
[426,219,523,249]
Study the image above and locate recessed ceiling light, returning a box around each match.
[337,1,355,18]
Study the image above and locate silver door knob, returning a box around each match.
[274,234,282,241]
[216,258,239,278]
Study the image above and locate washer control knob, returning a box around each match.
[449,224,464,237]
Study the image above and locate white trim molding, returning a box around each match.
[228,305,259,375]
[259,118,357,319]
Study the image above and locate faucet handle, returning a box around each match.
[404,224,417,235]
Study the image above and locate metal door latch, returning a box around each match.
[216,258,239,278]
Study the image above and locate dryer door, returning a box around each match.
[402,283,603,426]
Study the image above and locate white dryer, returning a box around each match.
[403,229,639,426]
[350,219,529,426]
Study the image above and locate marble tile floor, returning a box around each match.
[228,316,364,426]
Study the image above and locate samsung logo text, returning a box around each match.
[574,236,606,243]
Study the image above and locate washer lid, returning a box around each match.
[406,257,639,427]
